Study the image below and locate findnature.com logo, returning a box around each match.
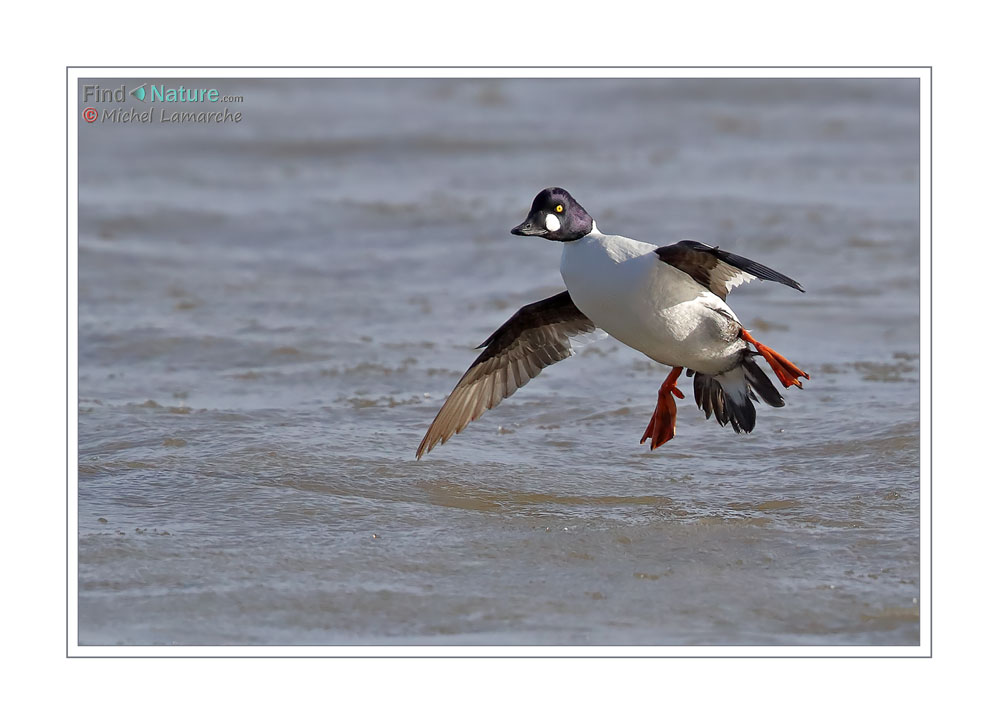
[81,83,244,125]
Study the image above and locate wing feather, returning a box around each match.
[416,290,596,458]
[655,240,804,300]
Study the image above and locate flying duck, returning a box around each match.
[416,187,808,458]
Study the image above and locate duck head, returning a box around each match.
[511,187,594,242]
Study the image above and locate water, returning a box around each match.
[77,77,920,645]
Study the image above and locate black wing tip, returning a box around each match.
[740,258,806,294]
[770,278,806,294]
[731,256,805,293]
[760,272,804,293]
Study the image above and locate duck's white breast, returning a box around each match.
[560,230,744,372]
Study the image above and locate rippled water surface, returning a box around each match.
[77,78,920,645]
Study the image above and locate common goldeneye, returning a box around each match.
[416,187,808,458]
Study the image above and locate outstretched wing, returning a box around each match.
[655,239,805,300]
[416,291,596,459]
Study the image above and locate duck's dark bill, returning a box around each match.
[511,214,547,236]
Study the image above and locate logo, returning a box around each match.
[81,82,245,125]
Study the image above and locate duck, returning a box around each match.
[416,187,808,459]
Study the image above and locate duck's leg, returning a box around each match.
[640,366,685,450]
[740,329,810,389]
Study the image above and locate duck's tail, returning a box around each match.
[692,354,785,434]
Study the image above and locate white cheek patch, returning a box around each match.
[545,213,561,232]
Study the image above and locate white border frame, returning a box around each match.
[68,66,931,658]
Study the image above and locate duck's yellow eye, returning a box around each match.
[555,204,564,213]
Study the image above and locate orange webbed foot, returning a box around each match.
[740,329,809,389]
[640,366,685,450]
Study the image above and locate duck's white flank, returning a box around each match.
[560,224,747,375]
